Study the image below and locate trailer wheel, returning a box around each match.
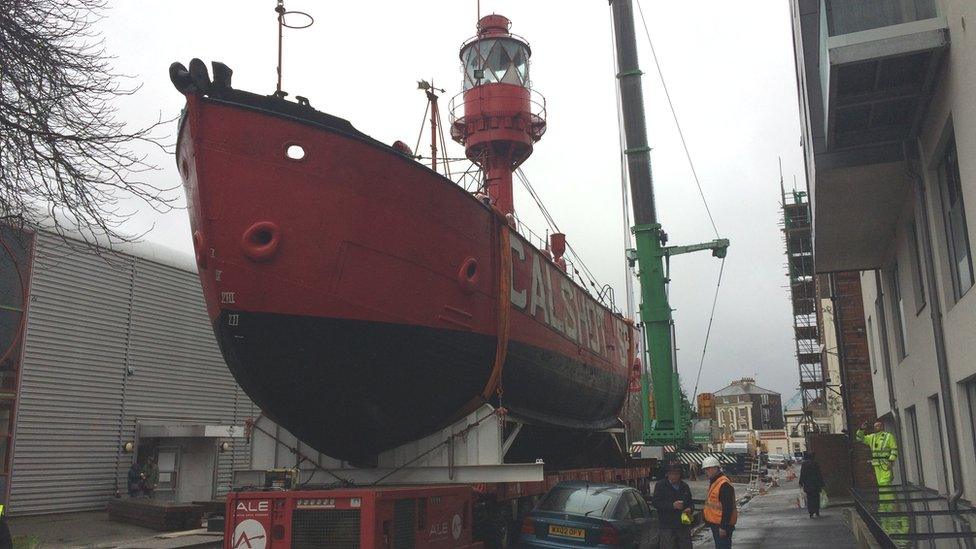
[485,507,513,548]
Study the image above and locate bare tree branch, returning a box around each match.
[0,0,177,251]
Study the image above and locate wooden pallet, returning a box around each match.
[108,498,207,531]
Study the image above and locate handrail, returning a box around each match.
[447,88,548,132]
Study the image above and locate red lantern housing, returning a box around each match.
[450,15,546,216]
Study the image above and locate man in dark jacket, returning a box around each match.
[141,456,159,498]
[127,461,145,498]
[799,452,824,517]
[652,464,694,549]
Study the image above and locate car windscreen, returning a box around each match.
[537,486,617,518]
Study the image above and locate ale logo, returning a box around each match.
[236,501,269,513]
[232,519,267,549]
[452,513,462,540]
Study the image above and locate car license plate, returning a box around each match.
[549,525,586,539]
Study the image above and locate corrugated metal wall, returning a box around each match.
[9,233,256,515]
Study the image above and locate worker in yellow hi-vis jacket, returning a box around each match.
[855,420,898,487]
[0,503,12,549]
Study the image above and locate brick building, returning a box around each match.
[820,271,878,489]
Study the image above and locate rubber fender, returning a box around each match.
[192,230,207,269]
[241,221,281,262]
[457,257,479,293]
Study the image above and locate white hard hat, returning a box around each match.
[701,456,721,469]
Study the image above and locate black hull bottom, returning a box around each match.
[215,311,627,463]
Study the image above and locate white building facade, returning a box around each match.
[793,0,976,501]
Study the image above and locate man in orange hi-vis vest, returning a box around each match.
[702,456,737,549]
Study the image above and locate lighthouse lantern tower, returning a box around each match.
[450,15,546,216]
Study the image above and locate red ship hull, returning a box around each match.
[176,83,637,463]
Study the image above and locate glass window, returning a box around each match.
[888,262,908,359]
[484,41,504,83]
[460,38,530,90]
[0,400,11,473]
[0,403,10,439]
[965,379,976,471]
[538,485,616,517]
[614,492,646,520]
[929,395,949,494]
[906,406,924,484]
[0,311,23,391]
[938,135,974,300]
[463,44,484,89]
[626,492,648,519]
[867,316,877,374]
[0,228,30,391]
[907,221,926,313]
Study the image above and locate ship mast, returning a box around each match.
[609,0,728,445]
[418,80,452,177]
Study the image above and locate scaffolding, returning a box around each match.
[781,186,828,432]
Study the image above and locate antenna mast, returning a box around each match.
[273,0,314,97]
[417,80,450,176]
[275,0,285,94]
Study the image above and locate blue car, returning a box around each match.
[518,481,659,548]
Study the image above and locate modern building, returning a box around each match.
[792,0,976,506]
[0,225,257,516]
[712,377,784,438]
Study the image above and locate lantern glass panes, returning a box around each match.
[462,38,530,90]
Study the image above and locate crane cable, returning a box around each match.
[632,0,725,402]
[514,168,610,302]
[692,256,725,401]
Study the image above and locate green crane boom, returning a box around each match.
[610,0,729,446]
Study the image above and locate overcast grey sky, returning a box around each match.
[99,1,807,403]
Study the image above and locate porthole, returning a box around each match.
[285,144,306,160]
[250,227,273,246]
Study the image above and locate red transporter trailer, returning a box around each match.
[226,485,481,548]
[224,466,653,549]
[224,406,653,548]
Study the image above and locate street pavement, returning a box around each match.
[692,477,859,548]
[9,511,221,548]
